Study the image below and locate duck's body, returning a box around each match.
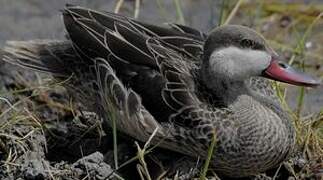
[4,6,320,177]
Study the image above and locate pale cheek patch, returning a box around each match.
[209,51,235,77]
[244,49,271,69]
[214,46,271,75]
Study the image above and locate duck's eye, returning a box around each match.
[240,39,255,48]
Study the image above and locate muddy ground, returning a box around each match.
[0,0,322,179]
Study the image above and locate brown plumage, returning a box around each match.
[3,5,320,177]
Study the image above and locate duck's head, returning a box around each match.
[202,25,320,90]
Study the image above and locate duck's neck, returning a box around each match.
[220,80,249,105]
[201,67,295,136]
[201,67,290,122]
[200,68,248,105]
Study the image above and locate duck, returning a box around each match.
[3,5,320,177]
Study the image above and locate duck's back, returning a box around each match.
[5,6,207,121]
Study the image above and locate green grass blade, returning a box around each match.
[200,130,217,180]
[173,0,185,25]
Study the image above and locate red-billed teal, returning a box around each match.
[3,5,320,177]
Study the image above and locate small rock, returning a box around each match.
[72,152,116,180]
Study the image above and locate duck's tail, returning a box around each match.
[3,40,78,77]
